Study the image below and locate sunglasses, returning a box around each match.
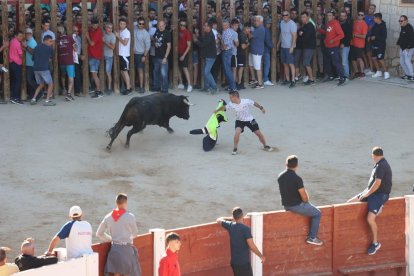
[283,14,289,17]
[180,24,187,27]
[399,20,405,22]
[138,23,145,25]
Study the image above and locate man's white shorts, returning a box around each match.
[249,53,262,70]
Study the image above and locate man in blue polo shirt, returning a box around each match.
[217,207,265,276]
[348,146,392,255]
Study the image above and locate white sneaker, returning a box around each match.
[372,71,382,78]
[187,85,193,92]
[383,72,390,79]
[263,80,274,86]
[177,84,185,90]
[303,76,309,83]
[365,69,374,75]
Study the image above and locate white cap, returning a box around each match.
[69,206,82,218]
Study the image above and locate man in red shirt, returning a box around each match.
[320,11,345,85]
[9,31,26,104]
[158,232,181,276]
[178,19,192,92]
[57,26,76,101]
[87,18,104,98]
[350,12,368,78]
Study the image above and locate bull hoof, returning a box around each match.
[167,128,174,134]
[106,145,112,152]
[125,144,130,149]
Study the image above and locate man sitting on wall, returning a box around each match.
[15,238,57,272]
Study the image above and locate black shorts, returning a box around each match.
[119,55,130,71]
[237,54,246,67]
[231,55,237,68]
[359,192,389,215]
[179,54,189,68]
[231,263,253,276]
[350,46,364,61]
[371,45,385,60]
[235,119,259,132]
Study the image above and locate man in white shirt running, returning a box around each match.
[215,91,274,155]
[45,206,93,259]
[116,18,132,95]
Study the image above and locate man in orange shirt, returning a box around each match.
[158,232,181,276]
[350,12,368,78]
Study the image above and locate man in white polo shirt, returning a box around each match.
[116,18,132,95]
[45,206,93,259]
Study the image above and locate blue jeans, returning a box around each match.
[221,50,236,90]
[263,51,271,82]
[153,58,169,92]
[340,46,350,78]
[285,202,321,239]
[204,57,217,90]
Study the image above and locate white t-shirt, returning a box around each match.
[227,99,255,121]
[64,221,93,259]
[118,28,131,57]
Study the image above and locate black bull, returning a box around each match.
[106,93,193,150]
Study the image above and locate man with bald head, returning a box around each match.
[153,20,172,93]
[14,238,57,272]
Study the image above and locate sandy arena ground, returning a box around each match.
[1,79,413,253]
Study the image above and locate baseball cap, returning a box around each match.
[25,28,33,34]
[69,206,82,218]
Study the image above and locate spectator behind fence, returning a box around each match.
[0,247,19,276]
[96,193,142,276]
[15,238,57,272]
[72,26,83,96]
[158,233,182,276]
[221,19,238,92]
[9,30,25,105]
[278,155,323,246]
[153,20,172,93]
[299,12,316,85]
[397,15,414,81]
[217,207,265,276]
[350,11,368,78]
[117,18,132,96]
[263,18,274,86]
[133,17,151,94]
[45,206,93,259]
[194,21,217,94]
[41,19,56,43]
[247,16,266,89]
[57,26,76,101]
[31,35,55,106]
[347,147,392,255]
[236,23,249,90]
[25,28,37,100]
[339,11,352,79]
[177,18,193,93]
[87,17,104,98]
[103,23,116,95]
[279,11,297,88]
[369,13,389,79]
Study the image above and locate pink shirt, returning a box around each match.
[9,38,23,65]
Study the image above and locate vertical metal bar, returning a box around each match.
[352,0,358,19]
[66,0,73,35]
[35,0,42,42]
[157,0,163,21]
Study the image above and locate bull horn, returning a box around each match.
[183,99,195,106]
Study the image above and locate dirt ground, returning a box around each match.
[1,79,413,254]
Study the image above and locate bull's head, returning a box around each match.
[177,96,193,120]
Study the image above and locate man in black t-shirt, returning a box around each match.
[348,146,392,255]
[14,238,57,272]
[217,207,265,276]
[236,25,250,90]
[278,155,323,246]
[153,20,171,93]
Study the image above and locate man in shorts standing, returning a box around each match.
[236,23,249,90]
[350,12,368,78]
[217,207,265,276]
[278,11,297,88]
[96,193,142,275]
[57,26,76,101]
[299,12,316,85]
[215,91,273,155]
[369,13,389,79]
[247,16,266,89]
[348,147,392,255]
[177,18,193,93]
[134,18,151,94]
[87,18,104,98]
[103,23,116,94]
[31,35,55,106]
[116,18,132,95]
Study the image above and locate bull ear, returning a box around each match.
[183,98,195,106]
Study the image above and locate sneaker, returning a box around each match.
[249,80,258,85]
[281,80,290,86]
[337,78,346,86]
[121,89,132,96]
[364,69,374,75]
[401,75,409,80]
[177,83,185,90]
[408,76,414,81]
[254,84,264,89]
[304,80,315,86]
[65,93,74,101]
[11,99,24,105]
[367,242,381,255]
[43,100,56,106]
[187,85,193,93]
[358,72,366,79]
[264,80,274,86]
[264,145,274,152]
[289,81,296,88]
[295,74,302,81]
[372,71,382,78]
[383,72,390,79]
[232,148,238,155]
[30,99,37,105]
[303,76,309,83]
[306,237,324,246]
[91,91,104,98]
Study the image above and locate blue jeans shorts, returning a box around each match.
[360,192,389,215]
[104,56,113,73]
[89,58,100,73]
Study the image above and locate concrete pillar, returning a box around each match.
[406,195,414,276]
[249,212,263,276]
[151,228,166,276]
